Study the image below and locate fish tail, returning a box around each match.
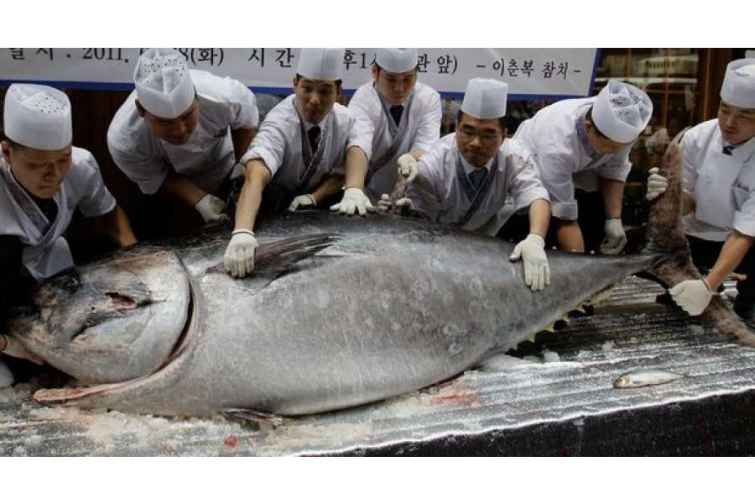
[644,130,755,345]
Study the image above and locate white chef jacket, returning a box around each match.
[240,94,363,194]
[682,119,755,242]
[513,97,632,220]
[107,69,259,195]
[348,81,441,201]
[0,148,116,280]
[406,134,549,232]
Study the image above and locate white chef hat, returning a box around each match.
[375,48,418,73]
[134,48,195,119]
[720,58,755,109]
[461,78,509,119]
[592,80,653,143]
[3,83,72,150]
[296,48,345,81]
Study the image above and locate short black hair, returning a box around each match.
[456,110,507,135]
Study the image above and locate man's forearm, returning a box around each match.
[311,175,345,204]
[161,173,207,207]
[343,146,369,190]
[96,206,137,248]
[234,161,269,232]
[528,199,551,238]
[556,219,585,253]
[232,127,257,162]
[705,231,754,290]
[599,177,625,219]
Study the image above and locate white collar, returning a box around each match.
[459,151,494,176]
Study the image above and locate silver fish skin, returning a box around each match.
[20,135,755,417]
[613,370,684,389]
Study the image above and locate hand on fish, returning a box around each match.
[224,229,258,278]
[669,279,713,316]
[288,193,317,212]
[600,218,627,255]
[330,188,375,216]
[509,234,550,291]
[377,193,415,216]
[396,153,418,183]
[195,194,230,224]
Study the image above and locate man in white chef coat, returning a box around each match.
[107,48,259,229]
[388,78,552,292]
[1,84,137,385]
[344,48,441,205]
[224,48,373,278]
[647,58,755,328]
[513,80,652,255]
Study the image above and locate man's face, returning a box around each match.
[294,77,339,124]
[139,98,199,145]
[2,141,73,199]
[456,113,505,167]
[585,120,633,155]
[372,66,417,106]
[718,101,755,145]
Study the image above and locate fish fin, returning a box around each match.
[222,408,287,429]
[205,233,340,275]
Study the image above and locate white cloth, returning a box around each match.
[592,79,653,143]
[348,81,441,200]
[720,59,755,109]
[133,48,195,119]
[461,78,508,119]
[375,49,418,73]
[513,98,632,221]
[297,48,344,81]
[241,95,361,194]
[406,134,549,232]
[682,119,755,241]
[0,147,116,280]
[3,83,72,150]
[108,69,259,196]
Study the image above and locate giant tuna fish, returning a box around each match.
[6,136,754,417]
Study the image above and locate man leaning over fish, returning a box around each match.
[1,84,137,386]
[647,58,755,330]
[224,48,375,278]
[380,78,553,292]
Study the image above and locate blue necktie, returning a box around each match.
[389,105,404,126]
[723,145,734,156]
[468,169,486,190]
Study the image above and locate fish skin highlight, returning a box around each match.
[5,135,751,417]
[613,370,684,389]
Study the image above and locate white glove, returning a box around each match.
[1,334,44,365]
[600,218,627,255]
[669,279,713,316]
[646,167,668,201]
[224,230,258,278]
[195,194,229,224]
[397,153,418,183]
[377,193,414,212]
[330,187,375,216]
[288,194,317,212]
[509,234,550,291]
